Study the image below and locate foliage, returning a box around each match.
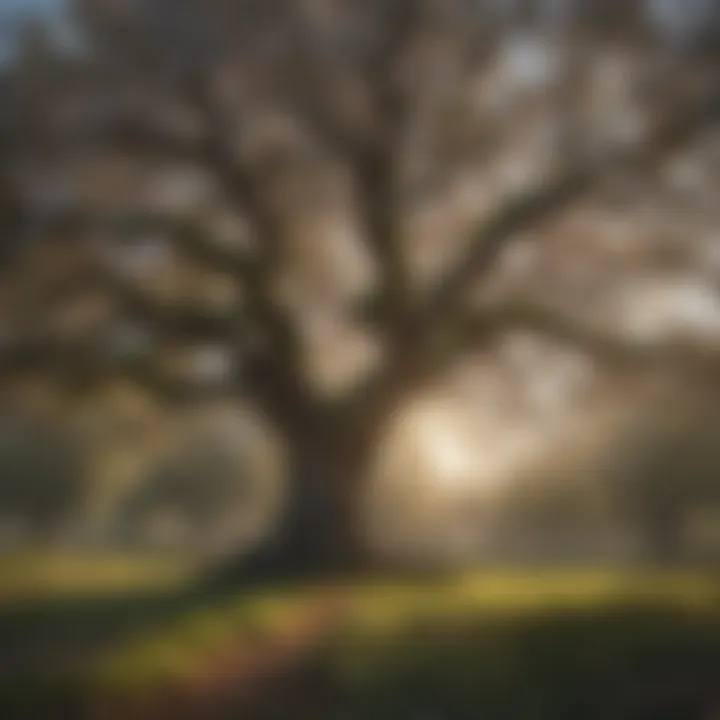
[0,416,85,535]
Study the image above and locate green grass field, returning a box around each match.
[1,557,719,718]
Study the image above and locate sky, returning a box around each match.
[0,0,73,63]
[0,0,67,24]
[0,0,716,61]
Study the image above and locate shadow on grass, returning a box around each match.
[1,571,720,719]
[0,583,239,719]
[291,605,720,720]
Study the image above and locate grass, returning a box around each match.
[0,550,194,601]
[0,551,199,717]
[1,561,719,718]
[93,569,720,717]
[321,571,720,719]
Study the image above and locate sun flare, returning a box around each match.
[411,405,478,490]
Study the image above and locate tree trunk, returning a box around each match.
[267,433,370,576]
[205,356,418,586]
[207,412,379,585]
[645,507,685,565]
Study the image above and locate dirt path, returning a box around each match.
[91,590,350,719]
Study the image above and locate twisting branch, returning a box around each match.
[59,70,313,423]
[54,75,304,396]
[414,90,720,336]
[450,298,720,381]
[0,333,237,402]
[182,76,320,431]
[286,0,426,329]
[354,1,436,329]
[447,300,659,367]
[351,88,720,426]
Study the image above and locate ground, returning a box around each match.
[1,553,719,719]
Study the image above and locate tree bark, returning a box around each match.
[206,409,380,585]
[644,507,685,566]
[205,349,422,586]
[267,433,370,576]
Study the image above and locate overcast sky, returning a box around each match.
[0,0,73,63]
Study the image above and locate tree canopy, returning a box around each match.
[0,0,719,572]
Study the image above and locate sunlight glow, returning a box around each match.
[410,404,480,492]
[425,421,475,480]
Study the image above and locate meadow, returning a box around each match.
[1,554,719,718]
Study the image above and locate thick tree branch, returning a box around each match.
[0,334,198,401]
[50,79,302,397]
[11,209,250,337]
[48,208,252,274]
[286,1,425,329]
[414,90,720,335]
[454,301,656,366]
[349,1,427,328]
[442,298,720,382]
[183,78,317,425]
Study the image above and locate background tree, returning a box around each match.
[0,411,85,542]
[599,391,720,562]
[117,405,284,557]
[0,0,719,574]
